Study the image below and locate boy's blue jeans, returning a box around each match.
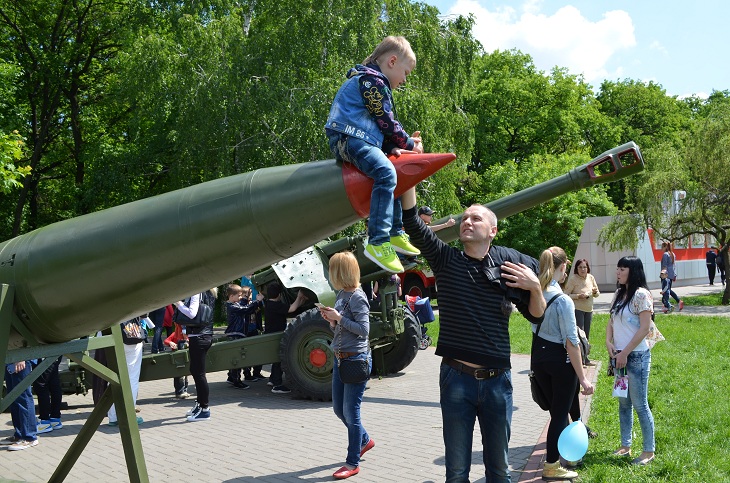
[5,362,37,441]
[328,133,403,246]
[661,290,671,308]
[618,350,655,452]
[332,352,372,467]
[439,363,512,483]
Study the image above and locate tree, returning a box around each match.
[465,50,612,172]
[598,95,730,304]
[0,0,141,238]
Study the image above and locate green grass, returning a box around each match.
[682,292,725,306]
[425,312,730,482]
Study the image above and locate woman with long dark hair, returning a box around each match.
[532,247,594,480]
[606,256,656,465]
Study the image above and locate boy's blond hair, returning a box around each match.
[328,251,361,291]
[363,36,416,67]
[226,284,243,298]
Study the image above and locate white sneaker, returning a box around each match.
[7,439,38,451]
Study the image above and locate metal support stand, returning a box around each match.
[1,283,149,483]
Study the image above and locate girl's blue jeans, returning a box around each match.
[327,134,403,246]
[332,352,372,467]
[618,349,655,452]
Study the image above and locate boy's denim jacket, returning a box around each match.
[325,64,413,151]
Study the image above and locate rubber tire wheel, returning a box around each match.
[280,308,334,401]
[373,309,421,375]
[403,275,430,299]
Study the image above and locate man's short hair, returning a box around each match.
[267,282,282,299]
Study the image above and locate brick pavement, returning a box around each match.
[1,348,558,483]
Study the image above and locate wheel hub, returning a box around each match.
[309,347,328,368]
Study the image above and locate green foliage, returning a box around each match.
[466,50,611,171]
[0,131,30,194]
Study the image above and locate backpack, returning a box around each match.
[174,292,214,327]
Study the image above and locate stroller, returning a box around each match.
[405,295,436,350]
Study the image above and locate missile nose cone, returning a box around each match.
[343,152,457,217]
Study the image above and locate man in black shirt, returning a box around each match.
[402,187,545,483]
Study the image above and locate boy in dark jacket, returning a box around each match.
[225,284,264,388]
[264,283,307,393]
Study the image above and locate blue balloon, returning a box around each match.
[558,421,589,461]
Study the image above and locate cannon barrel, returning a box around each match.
[0,153,456,347]
[434,142,645,243]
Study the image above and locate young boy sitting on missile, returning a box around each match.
[325,35,423,273]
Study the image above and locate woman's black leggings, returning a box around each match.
[188,334,213,407]
[533,361,579,463]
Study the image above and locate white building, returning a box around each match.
[573,216,712,292]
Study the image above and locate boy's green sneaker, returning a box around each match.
[364,243,404,273]
[390,233,420,256]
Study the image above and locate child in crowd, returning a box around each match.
[264,283,308,394]
[325,35,423,274]
[659,269,673,313]
[164,323,190,398]
[225,284,265,388]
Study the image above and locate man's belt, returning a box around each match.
[335,351,360,359]
[442,357,506,380]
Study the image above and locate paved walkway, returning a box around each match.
[1,350,554,483]
[1,284,726,482]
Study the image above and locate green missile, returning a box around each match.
[0,153,456,347]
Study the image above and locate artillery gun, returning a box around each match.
[247,141,646,399]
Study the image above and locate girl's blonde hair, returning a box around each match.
[538,246,569,290]
[363,36,416,67]
[329,251,361,291]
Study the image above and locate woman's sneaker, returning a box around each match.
[542,461,578,480]
[186,402,201,417]
[187,408,210,422]
[50,418,63,430]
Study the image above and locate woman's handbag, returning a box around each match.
[338,357,370,384]
[529,370,550,411]
[645,320,665,349]
[120,318,146,345]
